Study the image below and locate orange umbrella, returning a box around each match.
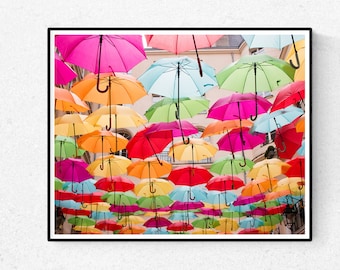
[119,225,146,234]
[201,119,252,138]
[295,115,305,133]
[127,157,172,179]
[241,178,278,196]
[55,87,89,113]
[264,190,291,201]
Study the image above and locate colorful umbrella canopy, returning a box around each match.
[87,154,132,177]
[169,138,217,162]
[201,119,252,138]
[168,165,213,186]
[233,193,265,206]
[134,178,174,197]
[248,158,291,180]
[54,114,99,137]
[55,52,77,85]
[241,178,278,196]
[210,154,254,175]
[144,97,210,123]
[295,115,305,133]
[242,34,304,49]
[167,222,194,232]
[143,216,172,228]
[126,128,173,160]
[95,220,123,232]
[55,158,92,183]
[55,34,146,74]
[274,177,305,196]
[216,218,239,233]
[271,81,305,112]
[285,157,305,178]
[169,186,208,202]
[119,225,146,234]
[138,56,217,98]
[192,217,220,229]
[239,217,264,229]
[54,87,89,113]
[63,179,97,194]
[206,175,245,191]
[137,195,173,210]
[204,191,237,207]
[55,136,85,159]
[94,176,135,192]
[127,157,172,179]
[67,216,96,227]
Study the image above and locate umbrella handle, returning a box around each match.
[192,35,203,77]
[250,94,258,121]
[277,140,287,153]
[96,77,109,93]
[150,182,157,194]
[289,35,301,69]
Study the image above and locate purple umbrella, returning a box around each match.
[55,52,77,85]
[55,158,92,184]
[233,193,265,206]
[217,127,266,167]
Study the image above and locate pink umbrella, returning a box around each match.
[198,207,222,217]
[233,193,265,206]
[55,34,146,92]
[143,216,172,228]
[55,52,77,85]
[217,127,266,166]
[170,201,204,211]
[206,175,245,191]
[55,158,92,183]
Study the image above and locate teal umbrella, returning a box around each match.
[55,135,85,158]
[145,97,209,123]
[216,54,295,120]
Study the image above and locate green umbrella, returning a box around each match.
[216,54,295,120]
[145,97,209,123]
[259,214,283,226]
[67,216,96,226]
[137,195,173,209]
[101,191,137,205]
[192,217,220,229]
[54,135,85,158]
[210,154,254,175]
[54,177,64,190]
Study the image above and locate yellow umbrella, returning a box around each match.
[80,202,111,212]
[85,105,147,131]
[87,154,132,177]
[248,158,291,180]
[73,226,103,234]
[274,177,305,196]
[285,40,305,81]
[127,157,172,179]
[119,225,146,234]
[216,218,239,234]
[54,114,99,136]
[134,178,174,197]
[117,216,145,226]
[55,87,89,113]
[169,138,218,162]
[192,228,218,234]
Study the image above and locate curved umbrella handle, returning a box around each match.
[289,52,300,69]
[149,182,157,194]
[250,94,258,121]
[277,140,287,153]
[189,192,196,201]
[96,77,109,93]
[239,156,247,167]
[96,35,109,93]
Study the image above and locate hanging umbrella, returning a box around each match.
[127,157,172,179]
[204,191,237,208]
[54,136,85,159]
[216,218,239,233]
[55,199,81,210]
[67,215,96,227]
[74,192,104,204]
[192,217,220,229]
[145,34,222,76]
[207,92,272,122]
[134,178,174,197]
[55,34,146,88]
[233,193,265,206]
[145,97,209,123]
[169,212,198,222]
[248,158,291,181]
[55,177,64,190]
[201,119,252,138]
[102,191,137,206]
[169,186,208,202]
[217,127,266,166]
[239,217,264,229]
[77,130,129,169]
[143,216,172,228]
[54,114,99,137]
[274,177,305,196]
[241,178,278,196]
[94,176,135,192]
[216,54,295,120]
[274,122,304,158]
[137,195,173,210]
[87,154,132,177]
[61,208,91,216]
[168,165,213,187]
[242,34,305,69]
[285,157,305,178]
[168,138,217,163]
[206,175,245,192]
[210,154,254,176]
[63,179,97,194]
[55,52,77,85]
[119,225,146,234]
[285,39,305,80]
[85,105,146,131]
[55,190,77,201]
[138,56,217,99]
[198,207,222,217]
[295,115,305,133]
[95,220,123,232]
[126,128,173,161]
[271,81,305,112]
[167,221,194,233]
[55,158,92,184]
[54,87,89,113]
[170,201,204,211]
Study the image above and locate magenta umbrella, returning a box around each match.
[55,158,92,183]
[170,201,204,211]
[207,93,272,121]
[55,52,77,85]
[233,193,265,206]
[143,216,172,228]
[217,127,266,166]
[55,34,146,92]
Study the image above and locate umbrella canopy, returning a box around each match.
[274,177,305,196]
[138,56,217,99]
[67,216,96,227]
[233,193,265,206]
[242,34,304,49]
[295,115,305,133]
[134,178,174,197]
[87,154,132,177]
[145,120,198,138]
[127,157,172,179]
[216,218,239,233]
[239,217,264,229]
[55,52,77,85]
[250,106,304,134]
[95,220,123,231]
[201,119,252,138]
[94,176,135,192]
[55,136,85,159]
[204,191,237,207]
[55,158,92,183]
[167,222,194,232]
[210,154,254,175]
[285,157,305,178]
[271,81,305,112]
[285,39,305,80]
[206,175,245,191]
[143,216,172,228]
[54,87,89,113]
[63,179,97,194]
[192,217,220,229]
[137,195,173,210]
[55,34,146,74]
[54,114,99,137]
[241,178,278,196]
[170,186,208,202]
[248,158,291,180]
[145,97,209,123]
[169,138,217,162]
[216,54,295,120]
[126,128,173,160]
[168,166,213,186]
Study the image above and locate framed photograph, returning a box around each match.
[48,27,311,240]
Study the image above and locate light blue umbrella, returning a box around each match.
[55,199,81,209]
[63,179,97,194]
[138,56,217,99]
[297,139,305,156]
[250,105,304,134]
[90,211,114,220]
[144,228,169,234]
[239,217,264,229]
[169,212,198,221]
[204,190,237,206]
[169,186,208,202]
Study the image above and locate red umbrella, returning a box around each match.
[167,221,194,232]
[55,190,77,201]
[274,122,304,159]
[206,175,245,192]
[168,165,213,186]
[238,228,260,234]
[126,128,173,161]
[74,192,104,204]
[61,208,91,216]
[95,220,123,231]
[94,176,135,192]
[285,157,305,178]
[271,81,305,112]
[145,34,222,76]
